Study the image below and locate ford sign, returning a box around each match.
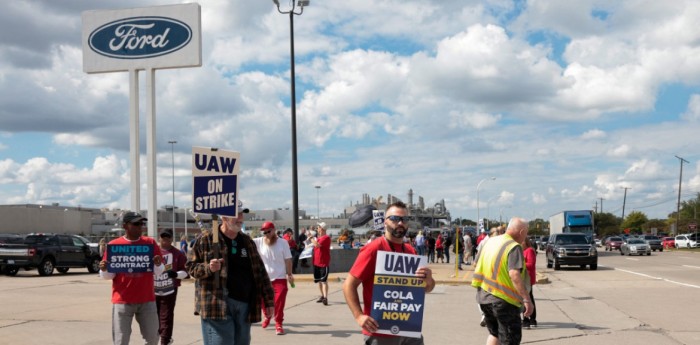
[88,16,192,59]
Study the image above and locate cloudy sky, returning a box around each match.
[2,0,700,224]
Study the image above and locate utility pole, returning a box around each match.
[600,197,604,214]
[621,187,630,221]
[594,200,598,213]
[675,155,690,235]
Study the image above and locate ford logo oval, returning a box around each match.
[88,16,192,59]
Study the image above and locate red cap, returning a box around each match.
[261,221,276,231]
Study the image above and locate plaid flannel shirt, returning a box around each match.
[186,228,274,322]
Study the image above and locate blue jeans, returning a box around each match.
[416,245,425,256]
[200,296,251,345]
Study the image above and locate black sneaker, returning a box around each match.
[316,296,324,303]
[531,320,537,328]
[322,297,328,306]
[522,320,531,329]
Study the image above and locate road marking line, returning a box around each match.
[613,267,700,289]
[682,265,700,269]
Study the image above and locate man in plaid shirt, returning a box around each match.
[186,205,274,345]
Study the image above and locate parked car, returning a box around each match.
[537,236,549,251]
[641,235,663,252]
[620,238,651,256]
[605,236,624,251]
[0,234,26,275]
[0,233,101,276]
[662,236,675,249]
[546,233,598,270]
[0,234,25,244]
[675,233,700,249]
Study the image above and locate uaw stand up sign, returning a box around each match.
[370,251,427,338]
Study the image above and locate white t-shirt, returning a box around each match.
[253,237,293,280]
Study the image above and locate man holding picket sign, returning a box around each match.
[343,201,435,345]
[100,212,164,345]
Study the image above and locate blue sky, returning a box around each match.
[2,0,700,224]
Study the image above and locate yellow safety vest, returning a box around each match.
[471,234,526,307]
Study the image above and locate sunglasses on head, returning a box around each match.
[386,215,409,223]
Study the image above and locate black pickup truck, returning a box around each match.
[0,234,101,276]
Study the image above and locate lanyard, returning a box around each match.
[384,236,405,253]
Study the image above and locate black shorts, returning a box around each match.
[480,299,522,345]
[313,265,329,283]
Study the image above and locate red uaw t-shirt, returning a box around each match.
[103,236,162,304]
[349,237,416,336]
[313,235,331,267]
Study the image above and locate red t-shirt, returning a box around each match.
[523,247,537,285]
[283,233,297,250]
[104,236,162,304]
[313,235,331,267]
[476,233,487,246]
[348,236,416,336]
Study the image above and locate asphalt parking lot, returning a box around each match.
[2,253,696,345]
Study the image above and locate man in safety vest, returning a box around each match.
[471,217,533,345]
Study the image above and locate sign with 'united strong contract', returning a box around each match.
[106,244,154,273]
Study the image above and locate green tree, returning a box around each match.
[621,211,648,234]
[643,218,667,234]
[666,193,700,233]
[528,218,547,236]
[595,212,620,237]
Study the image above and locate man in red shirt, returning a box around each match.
[310,222,331,305]
[100,211,164,345]
[342,201,435,344]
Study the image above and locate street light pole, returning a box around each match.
[486,195,498,230]
[273,0,309,241]
[476,177,496,232]
[315,185,321,220]
[168,140,177,233]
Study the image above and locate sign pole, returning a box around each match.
[129,69,140,212]
[212,214,220,289]
[82,3,202,233]
[146,68,158,238]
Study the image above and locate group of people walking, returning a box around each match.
[99,205,537,345]
[99,206,333,345]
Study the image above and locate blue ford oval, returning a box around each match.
[89,16,192,59]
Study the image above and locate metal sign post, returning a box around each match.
[82,4,201,237]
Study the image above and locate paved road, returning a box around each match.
[1,249,699,344]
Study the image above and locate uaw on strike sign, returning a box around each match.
[370,251,426,338]
[192,147,240,217]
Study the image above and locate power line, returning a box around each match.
[621,187,631,220]
[675,155,690,235]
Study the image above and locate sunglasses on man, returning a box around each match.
[386,215,409,223]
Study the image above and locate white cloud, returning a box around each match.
[581,129,606,140]
[682,94,700,121]
[623,159,664,181]
[532,193,547,205]
[608,144,630,157]
[4,1,700,222]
